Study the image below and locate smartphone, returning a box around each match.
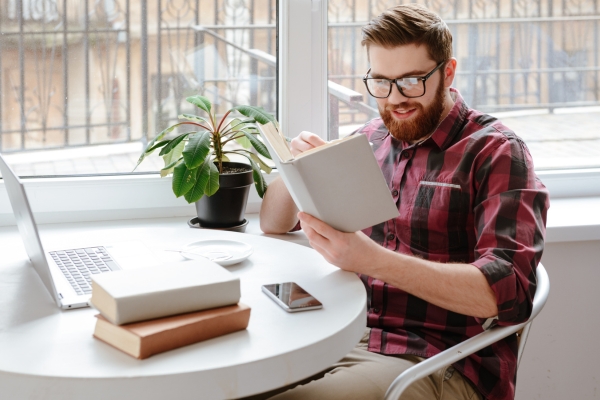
[261,282,323,312]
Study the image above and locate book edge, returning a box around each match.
[108,278,241,325]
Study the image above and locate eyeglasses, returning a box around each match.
[362,61,446,99]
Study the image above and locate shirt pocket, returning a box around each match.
[407,181,468,254]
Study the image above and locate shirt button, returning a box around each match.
[392,189,399,196]
[386,233,395,241]
[403,152,411,159]
[373,308,380,313]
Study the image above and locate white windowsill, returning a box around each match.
[0,170,598,244]
[246,196,600,246]
[544,197,600,243]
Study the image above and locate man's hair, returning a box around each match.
[361,4,453,63]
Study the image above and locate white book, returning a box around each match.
[90,259,240,325]
[257,122,399,233]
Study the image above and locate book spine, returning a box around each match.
[139,306,251,359]
[113,279,241,325]
[277,162,320,217]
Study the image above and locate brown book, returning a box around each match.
[93,303,251,359]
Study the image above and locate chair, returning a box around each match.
[384,264,550,400]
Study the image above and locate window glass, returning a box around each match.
[0,0,276,176]
[328,0,600,170]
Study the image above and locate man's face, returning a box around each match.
[368,44,448,143]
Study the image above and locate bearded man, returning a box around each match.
[257,4,550,400]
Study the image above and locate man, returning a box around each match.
[258,4,549,400]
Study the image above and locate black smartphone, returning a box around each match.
[261,282,323,312]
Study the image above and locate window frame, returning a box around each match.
[0,0,326,226]
[1,0,599,228]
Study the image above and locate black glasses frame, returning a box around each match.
[362,61,446,99]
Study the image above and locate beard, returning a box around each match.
[379,77,446,143]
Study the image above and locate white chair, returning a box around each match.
[384,263,550,399]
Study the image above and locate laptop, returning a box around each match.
[0,153,160,310]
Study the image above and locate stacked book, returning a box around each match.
[90,259,250,359]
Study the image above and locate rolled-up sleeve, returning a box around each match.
[471,134,549,325]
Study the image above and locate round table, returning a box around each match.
[0,218,367,399]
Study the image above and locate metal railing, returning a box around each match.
[191,27,376,140]
[0,0,599,153]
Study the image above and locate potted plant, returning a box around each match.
[135,95,275,229]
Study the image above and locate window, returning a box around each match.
[0,0,276,176]
[0,0,329,223]
[0,0,598,225]
[327,0,600,174]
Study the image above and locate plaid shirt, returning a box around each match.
[355,89,549,400]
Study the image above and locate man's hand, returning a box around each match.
[259,131,327,234]
[290,131,327,157]
[297,212,499,318]
[297,211,383,275]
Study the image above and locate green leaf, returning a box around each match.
[146,124,178,151]
[224,118,241,137]
[183,131,212,169]
[145,140,169,153]
[178,113,210,124]
[160,157,182,177]
[227,118,256,133]
[183,159,209,203]
[204,161,220,196]
[172,162,196,197]
[234,133,252,149]
[242,130,271,159]
[163,140,185,167]
[234,118,256,126]
[158,132,191,156]
[242,155,267,198]
[160,140,185,177]
[186,95,212,114]
[232,105,275,125]
[249,153,273,174]
[133,124,179,170]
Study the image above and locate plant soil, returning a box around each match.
[220,165,251,174]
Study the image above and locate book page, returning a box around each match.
[259,123,294,162]
[295,135,354,159]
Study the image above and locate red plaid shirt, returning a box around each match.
[356,89,549,400]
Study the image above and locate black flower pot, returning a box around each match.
[194,162,253,228]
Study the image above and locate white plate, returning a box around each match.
[180,240,253,266]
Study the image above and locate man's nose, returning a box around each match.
[387,83,408,104]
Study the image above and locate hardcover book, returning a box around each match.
[90,259,240,325]
[257,122,399,232]
[93,303,251,359]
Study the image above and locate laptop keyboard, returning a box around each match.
[50,247,118,296]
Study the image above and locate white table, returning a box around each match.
[0,216,366,399]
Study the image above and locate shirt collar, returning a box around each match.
[428,88,468,150]
[393,88,467,151]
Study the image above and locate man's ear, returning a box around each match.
[443,58,457,88]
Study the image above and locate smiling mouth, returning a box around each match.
[392,108,416,119]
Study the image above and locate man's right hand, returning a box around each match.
[259,131,327,234]
[290,131,327,156]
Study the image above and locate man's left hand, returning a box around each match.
[297,211,383,275]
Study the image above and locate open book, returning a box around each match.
[257,122,399,233]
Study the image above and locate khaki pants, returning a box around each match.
[241,329,482,400]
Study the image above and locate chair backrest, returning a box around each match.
[516,263,549,367]
[384,263,550,400]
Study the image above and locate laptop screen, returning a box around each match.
[0,153,61,306]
